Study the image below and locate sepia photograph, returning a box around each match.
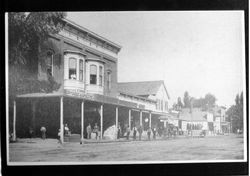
[6,11,247,165]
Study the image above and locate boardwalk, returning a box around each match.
[9,134,244,163]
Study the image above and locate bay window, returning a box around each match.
[79,59,83,81]
[90,65,97,84]
[99,66,103,86]
[69,57,77,80]
[107,71,111,90]
[46,51,53,76]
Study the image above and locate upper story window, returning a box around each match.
[46,51,53,76]
[79,59,84,81]
[69,57,77,80]
[107,71,111,90]
[90,65,97,84]
[99,66,103,86]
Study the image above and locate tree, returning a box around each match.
[204,93,217,110]
[226,92,244,133]
[177,97,183,108]
[183,91,191,108]
[9,12,66,101]
[9,12,66,66]
[193,97,206,108]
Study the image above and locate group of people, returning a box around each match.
[86,123,100,140]
[118,124,158,141]
[27,122,177,143]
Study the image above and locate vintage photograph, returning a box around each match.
[6,11,246,164]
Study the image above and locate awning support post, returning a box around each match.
[100,104,103,139]
[60,97,64,143]
[129,109,131,129]
[140,111,142,126]
[81,101,84,142]
[149,112,152,128]
[115,107,118,128]
[13,100,16,141]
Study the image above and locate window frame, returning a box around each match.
[69,57,77,80]
[90,64,97,85]
[107,71,112,90]
[79,59,84,82]
[46,50,54,76]
[99,66,103,86]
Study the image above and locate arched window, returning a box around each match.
[69,57,77,80]
[90,65,97,84]
[46,51,53,76]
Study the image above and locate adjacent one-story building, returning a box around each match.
[172,107,230,135]
[11,18,171,142]
[179,108,209,133]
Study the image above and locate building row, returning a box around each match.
[11,18,230,142]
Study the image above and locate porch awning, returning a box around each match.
[17,92,64,98]
[16,91,139,109]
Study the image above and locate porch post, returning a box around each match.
[13,100,16,141]
[31,100,36,132]
[81,101,84,141]
[140,111,142,126]
[115,107,118,128]
[100,104,103,139]
[60,97,64,143]
[149,112,152,128]
[129,109,131,129]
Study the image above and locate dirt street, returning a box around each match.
[9,134,244,163]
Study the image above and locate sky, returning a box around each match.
[67,11,245,108]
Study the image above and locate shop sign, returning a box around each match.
[64,89,94,100]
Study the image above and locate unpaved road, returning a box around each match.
[8,134,244,163]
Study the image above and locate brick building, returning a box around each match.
[12,18,170,142]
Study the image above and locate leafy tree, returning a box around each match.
[9,12,66,66]
[177,97,183,108]
[9,12,66,102]
[193,97,206,108]
[226,92,244,133]
[204,93,217,110]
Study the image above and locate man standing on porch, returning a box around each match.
[138,125,143,141]
[87,124,92,139]
[93,123,99,140]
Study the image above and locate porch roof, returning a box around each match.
[16,92,157,112]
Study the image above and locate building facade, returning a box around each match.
[12,18,171,142]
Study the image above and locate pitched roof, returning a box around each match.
[118,80,169,98]
[179,108,207,122]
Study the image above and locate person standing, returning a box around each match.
[40,126,46,140]
[126,125,130,140]
[147,127,152,140]
[117,123,121,139]
[29,126,34,139]
[138,125,143,141]
[153,127,157,140]
[86,124,92,139]
[64,124,69,136]
[58,129,62,144]
[133,126,137,140]
[93,123,99,140]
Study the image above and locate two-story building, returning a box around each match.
[117,80,170,129]
[212,106,230,134]
[12,18,171,142]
